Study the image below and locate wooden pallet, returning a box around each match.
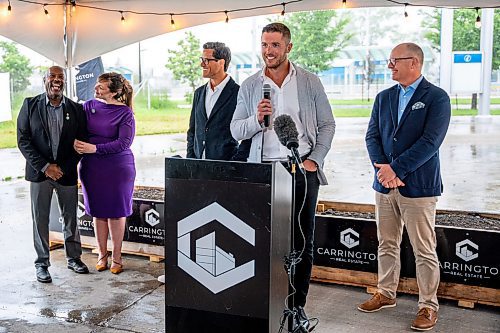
[312,266,500,309]
[49,231,164,262]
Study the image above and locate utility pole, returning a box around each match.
[138,41,142,84]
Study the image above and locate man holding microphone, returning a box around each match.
[230,22,335,328]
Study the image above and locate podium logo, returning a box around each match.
[456,239,478,262]
[145,208,160,227]
[177,202,255,294]
[340,228,359,249]
[77,201,86,219]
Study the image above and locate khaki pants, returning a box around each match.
[375,189,440,311]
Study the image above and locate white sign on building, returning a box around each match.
[0,72,12,122]
[451,51,482,94]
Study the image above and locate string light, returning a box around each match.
[5,0,499,24]
[170,14,175,29]
[120,10,125,24]
[43,4,50,18]
[475,7,481,29]
[7,0,12,15]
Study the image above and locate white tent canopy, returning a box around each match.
[0,0,498,67]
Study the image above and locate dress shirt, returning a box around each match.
[261,63,311,161]
[398,75,423,124]
[42,96,65,172]
[205,74,231,119]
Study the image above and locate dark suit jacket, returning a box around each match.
[187,77,246,161]
[17,93,87,185]
[365,77,451,198]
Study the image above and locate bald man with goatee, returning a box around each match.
[17,66,89,283]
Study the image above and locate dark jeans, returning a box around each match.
[285,166,320,308]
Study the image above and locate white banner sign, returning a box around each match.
[451,51,483,94]
[0,73,12,122]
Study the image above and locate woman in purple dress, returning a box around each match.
[74,72,135,274]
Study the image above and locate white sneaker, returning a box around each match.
[157,274,165,284]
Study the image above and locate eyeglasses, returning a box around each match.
[200,57,219,65]
[387,57,414,66]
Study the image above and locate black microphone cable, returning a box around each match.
[274,114,318,332]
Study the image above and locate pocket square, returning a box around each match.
[411,102,425,110]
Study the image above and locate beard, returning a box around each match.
[264,53,288,69]
[46,83,64,101]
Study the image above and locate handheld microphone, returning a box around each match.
[274,114,304,172]
[262,83,271,127]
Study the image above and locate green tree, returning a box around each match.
[282,10,352,74]
[0,41,33,92]
[422,9,500,70]
[165,32,201,102]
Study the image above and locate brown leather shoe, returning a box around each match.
[357,292,396,312]
[411,307,438,331]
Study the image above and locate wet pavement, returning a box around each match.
[2,116,500,212]
[0,116,499,332]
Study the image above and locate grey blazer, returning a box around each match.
[230,63,335,185]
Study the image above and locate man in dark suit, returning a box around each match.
[186,42,249,161]
[17,66,89,283]
[359,43,451,331]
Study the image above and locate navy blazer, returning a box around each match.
[187,77,242,161]
[17,93,87,185]
[365,77,451,198]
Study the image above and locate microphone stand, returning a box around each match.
[282,150,309,333]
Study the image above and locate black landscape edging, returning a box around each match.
[49,192,165,246]
[314,215,500,289]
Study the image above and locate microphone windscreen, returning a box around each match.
[273,114,299,149]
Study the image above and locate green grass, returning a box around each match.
[330,97,500,106]
[330,99,374,106]
[450,97,500,104]
[134,106,190,135]
[334,109,372,117]
[333,108,500,117]
[0,121,16,148]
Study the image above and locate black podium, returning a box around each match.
[164,158,291,333]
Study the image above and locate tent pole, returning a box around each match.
[478,8,494,117]
[63,1,77,100]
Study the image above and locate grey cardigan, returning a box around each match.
[230,63,335,185]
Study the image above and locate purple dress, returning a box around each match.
[79,99,136,218]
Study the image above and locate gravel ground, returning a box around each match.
[132,187,499,231]
[321,209,500,231]
[133,187,164,201]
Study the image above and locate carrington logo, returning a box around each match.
[77,201,86,219]
[145,208,160,227]
[177,202,255,294]
[340,228,359,249]
[455,239,479,262]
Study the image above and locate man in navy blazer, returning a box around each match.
[17,66,89,283]
[186,42,249,161]
[359,43,450,332]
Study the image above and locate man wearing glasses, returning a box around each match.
[186,42,248,161]
[360,43,451,331]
